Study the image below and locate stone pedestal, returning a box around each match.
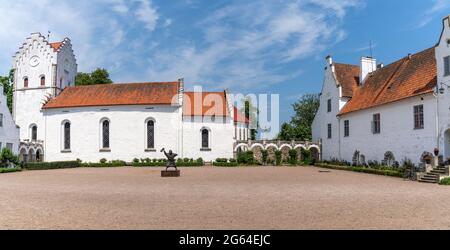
[161,170,181,177]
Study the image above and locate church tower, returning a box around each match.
[12,32,77,159]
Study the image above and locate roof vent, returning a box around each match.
[377,63,384,69]
[408,53,412,59]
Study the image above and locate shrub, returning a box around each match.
[439,177,450,185]
[0,148,20,168]
[274,150,282,166]
[229,158,237,163]
[100,158,107,164]
[133,158,140,164]
[237,151,254,165]
[0,168,22,174]
[301,149,312,165]
[261,150,268,165]
[25,161,81,170]
[288,149,298,165]
[196,158,204,165]
[213,158,239,167]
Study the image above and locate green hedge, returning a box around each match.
[82,162,126,168]
[439,177,450,185]
[0,168,22,174]
[213,162,239,167]
[316,163,403,178]
[24,161,81,170]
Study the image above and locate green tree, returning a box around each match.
[0,69,14,113]
[240,96,259,140]
[278,93,320,141]
[75,68,113,86]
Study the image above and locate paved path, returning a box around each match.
[0,166,449,229]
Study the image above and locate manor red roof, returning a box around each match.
[339,47,437,115]
[183,92,229,117]
[43,82,180,109]
[334,63,360,98]
[50,42,63,52]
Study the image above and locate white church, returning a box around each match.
[313,15,450,166]
[5,32,249,163]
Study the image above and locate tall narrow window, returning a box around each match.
[344,120,350,137]
[24,77,29,88]
[102,120,110,149]
[0,113,3,127]
[327,124,332,139]
[444,56,450,76]
[147,120,155,149]
[372,114,381,134]
[64,122,71,150]
[40,76,45,86]
[327,99,332,112]
[202,129,209,149]
[414,105,424,129]
[31,125,37,141]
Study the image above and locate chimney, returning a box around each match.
[360,56,377,84]
[325,55,335,72]
[377,63,384,69]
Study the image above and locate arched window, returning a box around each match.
[147,120,155,149]
[102,120,110,149]
[201,129,209,149]
[31,125,37,141]
[63,122,71,150]
[40,76,45,86]
[24,77,29,88]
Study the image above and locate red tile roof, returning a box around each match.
[234,106,249,124]
[334,63,360,98]
[43,82,180,109]
[50,42,63,52]
[339,47,437,115]
[183,92,229,117]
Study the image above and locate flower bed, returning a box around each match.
[315,163,403,178]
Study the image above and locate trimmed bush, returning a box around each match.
[0,148,20,168]
[288,149,298,165]
[213,158,239,167]
[0,168,21,174]
[237,151,254,165]
[261,150,268,165]
[25,161,81,170]
[439,177,450,185]
[99,158,107,164]
[316,163,403,178]
[275,150,282,166]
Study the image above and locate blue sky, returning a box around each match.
[0,0,449,124]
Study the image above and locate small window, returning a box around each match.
[102,120,110,149]
[327,124,332,139]
[6,143,13,151]
[147,120,155,149]
[24,77,29,88]
[31,125,37,141]
[63,122,71,150]
[40,76,45,86]
[372,114,381,134]
[414,105,424,129]
[327,99,332,112]
[202,129,209,149]
[344,120,350,137]
[445,56,450,76]
[0,113,3,127]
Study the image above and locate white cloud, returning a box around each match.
[135,0,160,31]
[146,0,362,90]
[417,0,450,28]
[0,0,166,75]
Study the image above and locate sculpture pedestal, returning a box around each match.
[161,170,181,177]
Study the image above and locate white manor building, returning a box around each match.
[0,84,19,155]
[312,15,450,165]
[12,32,249,163]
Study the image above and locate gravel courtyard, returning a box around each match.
[1,166,450,229]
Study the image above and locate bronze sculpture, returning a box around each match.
[161,148,178,171]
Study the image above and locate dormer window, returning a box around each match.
[444,56,450,76]
[24,77,29,88]
[40,76,45,86]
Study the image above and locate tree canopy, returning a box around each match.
[75,68,113,86]
[0,69,14,114]
[278,93,320,141]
